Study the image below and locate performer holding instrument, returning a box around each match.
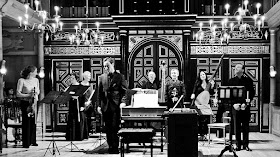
[191,71,215,136]
[165,68,186,110]
[16,65,39,148]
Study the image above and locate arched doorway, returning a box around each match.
[128,38,183,88]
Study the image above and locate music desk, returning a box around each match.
[118,128,155,157]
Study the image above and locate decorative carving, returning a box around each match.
[158,35,183,51]
[129,35,153,52]
[44,46,120,55]
[53,32,115,41]
[191,45,269,54]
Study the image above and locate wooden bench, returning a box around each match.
[118,128,155,157]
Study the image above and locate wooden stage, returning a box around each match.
[1,132,280,157]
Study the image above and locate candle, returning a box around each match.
[247,91,249,99]
[52,23,56,32]
[42,11,47,24]
[209,20,213,28]
[35,0,39,12]
[225,4,230,15]
[261,16,265,27]
[230,22,234,31]
[78,21,82,30]
[253,14,258,26]
[236,15,241,24]
[199,22,203,30]
[59,22,63,31]
[244,0,249,11]
[256,3,261,15]
[18,16,22,27]
[24,4,29,14]
[54,6,59,16]
[95,22,100,31]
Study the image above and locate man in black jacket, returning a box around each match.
[228,64,255,151]
[97,57,127,154]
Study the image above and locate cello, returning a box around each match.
[194,53,225,106]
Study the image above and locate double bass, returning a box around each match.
[194,54,225,106]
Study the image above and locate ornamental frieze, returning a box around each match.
[44,46,120,55]
[191,45,269,54]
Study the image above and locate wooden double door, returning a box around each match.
[128,40,183,89]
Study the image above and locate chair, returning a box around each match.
[207,114,230,146]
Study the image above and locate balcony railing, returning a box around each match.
[17,0,268,18]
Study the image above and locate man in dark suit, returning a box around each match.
[97,57,127,154]
[228,64,255,151]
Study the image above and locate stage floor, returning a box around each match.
[1,132,280,157]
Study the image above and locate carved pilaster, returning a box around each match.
[120,30,128,78]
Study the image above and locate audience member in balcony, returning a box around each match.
[16,65,39,148]
[97,57,127,154]
[228,64,255,151]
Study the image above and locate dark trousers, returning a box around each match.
[103,104,120,150]
[232,107,250,147]
[20,100,36,148]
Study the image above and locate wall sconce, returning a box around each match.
[0,60,7,75]
[38,67,45,79]
[270,66,277,78]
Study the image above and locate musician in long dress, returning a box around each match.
[65,72,84,141]
[190,71,215,136]
[97,57,127,154]
[16,65,39,148]
[228,64,255,151]
[165,69,186,109]
[79,71,95,139]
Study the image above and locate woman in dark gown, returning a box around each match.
[191,71,215,136]
[65,72,83,141]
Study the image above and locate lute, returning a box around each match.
[195,53,225,106]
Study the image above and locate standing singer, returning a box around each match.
[228,64,255,151]
[97,57,127,154]
[16,65,39,148]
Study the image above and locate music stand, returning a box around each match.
[59,85,89,152]
[217,86,245,157]
[41,91,71,156]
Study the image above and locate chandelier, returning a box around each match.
[68,21,105,46]
[194,0,268,45]
[18,0,62,36]
[17,0,104,46]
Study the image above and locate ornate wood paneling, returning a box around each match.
[44,46,120,56]
[191,45,269,54]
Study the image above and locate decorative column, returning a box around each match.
[37,32,45,136]
[269,28,278,134]
[0,12,3,153]
[0,13,3,102]
[120,30,128,78]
